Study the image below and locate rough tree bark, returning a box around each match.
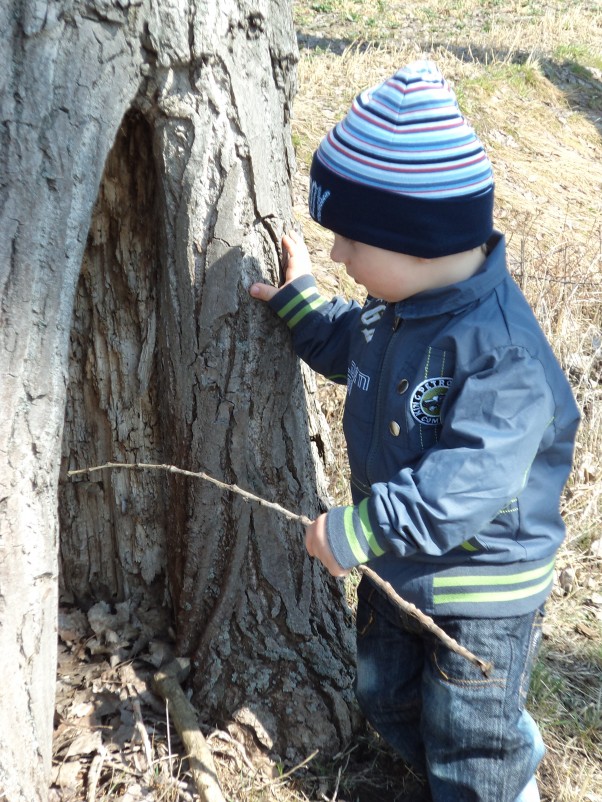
[0,1,357,800]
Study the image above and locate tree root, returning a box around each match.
[151,658,227,802]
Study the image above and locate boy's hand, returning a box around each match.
[305,513,350,577]
[250,230,312,302]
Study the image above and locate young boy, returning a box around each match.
[250,60,579,802]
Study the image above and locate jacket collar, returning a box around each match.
[394,232,508,319]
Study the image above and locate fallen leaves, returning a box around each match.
[51,599,193,802]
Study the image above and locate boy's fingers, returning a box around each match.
[281,234,295,261]
[305,515,350,577]
[283,230,306,257]
[284,229,301,244]
[251,231,308,302]
[249,282,278,302]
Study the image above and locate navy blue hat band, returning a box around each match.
[310,157,494,258]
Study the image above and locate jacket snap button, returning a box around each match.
[389,421,401,437]
[397,379,409,394]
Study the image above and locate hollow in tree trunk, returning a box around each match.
[0,2,357,799]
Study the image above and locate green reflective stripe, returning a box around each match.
[433,571,554,605]
[343,507,368,564]
[327,373,347,382]
[433,559,555,589]
[277,287,320,318]
[460,540,479,552]
[288,297,327,328]
[358,499,385,557]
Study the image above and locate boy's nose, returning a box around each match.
[330,235,347,264]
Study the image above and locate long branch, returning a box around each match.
[67,461,493,676]
[68,461,306,524]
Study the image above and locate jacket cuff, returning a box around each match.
[326,500,389,570]
[267,275,329,331]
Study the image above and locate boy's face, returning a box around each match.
[330,235,433,302]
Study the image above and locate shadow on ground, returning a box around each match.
[296,33,602,142]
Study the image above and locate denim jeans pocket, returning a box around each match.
[356,593,375,638]
[430,639,507,691]
[427,615,511,693]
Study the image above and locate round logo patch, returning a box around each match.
[410,377,452,426]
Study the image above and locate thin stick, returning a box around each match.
[67,461,493,676]
[356,565,494,675]
[152,660,226,802]
[270,749,319,785]
[132,696,154,772]
[68,461,304,525]
[86,745,107,802]
[166,697,173,777]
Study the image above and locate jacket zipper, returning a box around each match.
[365,313,404,485]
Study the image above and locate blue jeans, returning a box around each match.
[355,576,545,802]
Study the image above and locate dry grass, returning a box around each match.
[288,1,602,800]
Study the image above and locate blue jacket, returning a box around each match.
[269,234,580,617]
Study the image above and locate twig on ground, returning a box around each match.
[67,461,494,676]
[131,695,154,771]
[270,749,319,785]
[86,745,107,802]
[206,729,257,774]
[151,658,227,802]
[166,696,173,777]
[101,758,142,778]
[330,763,343,801]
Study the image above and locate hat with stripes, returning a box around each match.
[308,60,494,258]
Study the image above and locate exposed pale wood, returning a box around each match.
[86,746,107,802]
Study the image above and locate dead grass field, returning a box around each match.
[289,1,602,801]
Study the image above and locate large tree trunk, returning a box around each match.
[0,1,356,798]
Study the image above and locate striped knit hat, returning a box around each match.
[309,60,494,258]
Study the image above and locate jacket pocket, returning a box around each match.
[387,345,455,455]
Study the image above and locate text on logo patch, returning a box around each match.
[410,377,452,426]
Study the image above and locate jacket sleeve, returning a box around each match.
[326,346,560,569]
[268,274,362,384]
